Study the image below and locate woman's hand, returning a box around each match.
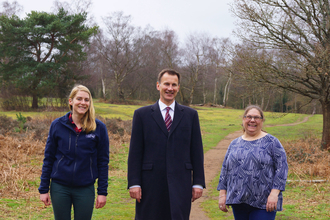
[95,195,107,209]
[266,189,280,212]
[218,190,229,212]
[40,193,51,206]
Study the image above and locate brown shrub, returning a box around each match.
[0,135,44,199]
[97,115,132,136]
[24,117,52,142]
[0,115,19,135]
[283,136,330,179]
[109,131,131,154]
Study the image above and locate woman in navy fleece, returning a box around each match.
[218,105,288,220]
[39,85,109,220]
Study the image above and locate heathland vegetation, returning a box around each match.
[0,102,329,219]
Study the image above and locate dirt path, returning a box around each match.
[189,116,311,220]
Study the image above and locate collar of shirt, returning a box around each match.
[158,100,175,121]
[69,112,82,133]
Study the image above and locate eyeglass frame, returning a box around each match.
[243,115,263,121]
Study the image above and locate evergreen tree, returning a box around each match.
[0,8,97,108]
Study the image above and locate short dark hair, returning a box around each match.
[157,68,181,84]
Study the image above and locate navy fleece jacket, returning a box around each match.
[38,112,109,196]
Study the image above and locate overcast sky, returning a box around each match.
[13,0,236,42]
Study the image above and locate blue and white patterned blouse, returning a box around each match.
[217,134,288,211]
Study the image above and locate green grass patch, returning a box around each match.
[201,174,234,220]
[196,107,242,152]
[95,144,135,219]
[264,112,307,125]
[266,114,323,140]
[0,102,326,219]
[94,102,142,120]
[276,182,330,220]
[0,197,54,220]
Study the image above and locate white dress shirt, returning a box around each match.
[158,100,175,121]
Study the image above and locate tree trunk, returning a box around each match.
[116,82,124,100]
[320,100,330,150]
[203,81,206,105]
[225,78,231,106]
[32,94,38,109]
[179,90,185,104]
[100,63,106,100]
[260,93,264,110]
[189,86,195,105]
[223,73,232,107]
[264,90,273,111]
[294,93,297,113]
[280,92,284,113]
[213,78,217,105]
[101,78,106,100]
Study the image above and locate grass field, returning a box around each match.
[0,101,328,219]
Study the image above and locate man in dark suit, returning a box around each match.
[127,69,205,220]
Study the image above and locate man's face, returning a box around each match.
[157,72,180,106]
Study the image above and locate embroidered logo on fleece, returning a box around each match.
[86,134,95,139]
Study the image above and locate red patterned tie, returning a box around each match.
[165,107,172,132]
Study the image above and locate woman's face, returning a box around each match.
[69,91,90,116]
[243,108,263,136]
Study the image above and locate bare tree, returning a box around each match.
[158,28,181,69]
[83,31,111,100]
[208,37,232,106]
[182,33,211,105]
[52,0,95,25]
[232,0,330,149]
[97,12,146,100]
[53,0,92,14]
[0,0,22,16]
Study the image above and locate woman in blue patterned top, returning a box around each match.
[217,105,288,220]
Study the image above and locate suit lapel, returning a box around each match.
[151,101,169,136]
[169,101,184,136]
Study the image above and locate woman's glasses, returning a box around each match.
[244,115,263,121]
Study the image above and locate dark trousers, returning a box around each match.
[50,181,95,220]
[231,203,277,220]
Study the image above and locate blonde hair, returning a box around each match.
[242,105,266,132]
[69,85,96,133]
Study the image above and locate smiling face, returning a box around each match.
[69,90,90,117]
[157,72,180,106]
[243,108,264,137]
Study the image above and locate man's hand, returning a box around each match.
[192,188,203,202]
[129,187,142,203]
[95,195,107,209]
[40,193,51,206]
